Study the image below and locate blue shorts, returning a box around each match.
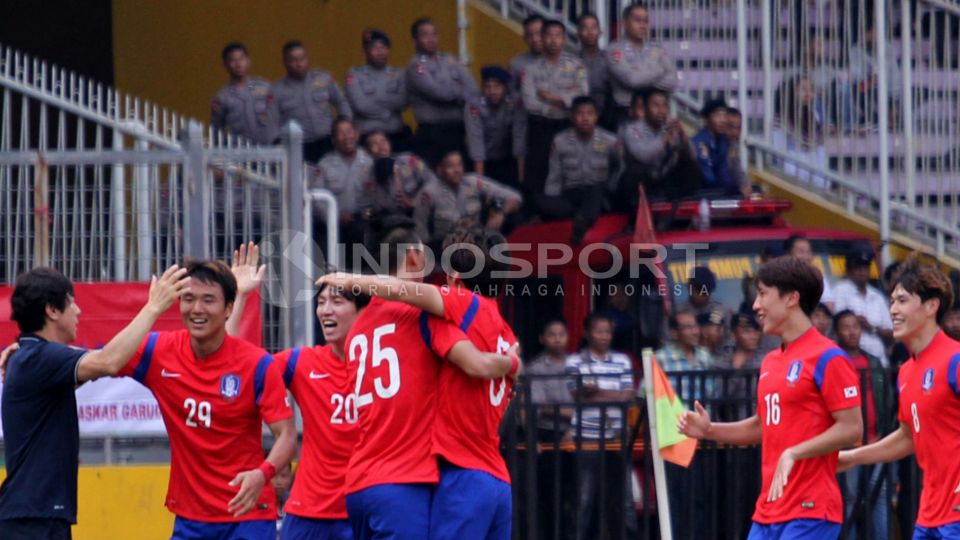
[171,516,276,540]
[345,484,431,540]
[914,522,960,539]
[429,464,512,540]
[280,514,352,540]
[747,519,841,540]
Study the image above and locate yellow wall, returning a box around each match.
[0,466,175,540]
[465,1,526,80]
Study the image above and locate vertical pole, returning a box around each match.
[33,158,50,268]
[181,121,209,259]
[111,128,127,280]
[135,137,153,280]
[876,0,891,265]
[458,0,470,66]
[598,0,610,48]
[642,349,674,540]
[282,121,306,349]
[761,0,774,140]
[500,0,508,19]
[736,0,749,166]
[902,0,915,207]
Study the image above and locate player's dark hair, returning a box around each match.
[727,107,742,118]
[756,256,824,317]
[642,88,670,108]
[541,19,567,35]
[184,259,238,306]
[783,235,810,254]
[282,40,304,57]
[894,252,955,324]
[332,115,354,136]
[583,311,613,332]
[571,95,596,112]
[576,12,599,27]
[221,42,247,62]
[10,267,75,334]
[623,2,648,20]
[522,14,545,29]
[317,281,371,310]
[540,316,568,334]
[365,214,422,275]
[442,226,503,297]
[438,149,463,168]
[668,306,696,330]
[411,17,433,39]
[832,309,858,332]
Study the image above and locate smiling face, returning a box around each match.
[316,286,361,348]
[179,279,232,344]
[50,295,81,343]
[753,281,796,336]
[365,131,391,158]
[889,283,938,342]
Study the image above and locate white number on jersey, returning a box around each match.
[489,335,511,407]
[184,398,212,428]
[330,393,359,425]
[763,393,781,426]
[911,402,920,433]
[351,324,401,407]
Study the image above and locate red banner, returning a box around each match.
[0,282,262,348]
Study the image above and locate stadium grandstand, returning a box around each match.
[2,0,960,539]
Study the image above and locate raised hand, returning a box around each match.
[147,265,191,314]
[232,242,266,296]
[677,400,712,439]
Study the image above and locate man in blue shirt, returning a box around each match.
[0,266,188,539]
[691,98,741,197]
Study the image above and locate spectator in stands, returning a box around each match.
[850,25,902,130]
[833,251,893,365]
[528,318,574,443]
[726,107,750,196]
[619,88,701,203]
[786,36,854,135]
[272,40,351,164]
[811,302,834,338]
[773,75,829,188]
[313,117,374,245]
[692,98,745,197]
[413,150,521,251]
[697,308,726,362]
[577,13,611,127]
[406,17,478,166]
[465,66,525,188]
[679,266,731,332]
[509,15,544,94]
[602,280,638,354]
[364,130,434,216]
[712,312,763,417]
[835,309,890,540]
[784,235,835,309]
[565,313,637,540]
[943,305,960,341]
[346,30,411,153]
[656,307,713,405]
[537,97,620,245]
[521,19,589,202]
[211,42,279,145]
[606,3,677,126]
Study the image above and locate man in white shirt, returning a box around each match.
[832,251,893,365]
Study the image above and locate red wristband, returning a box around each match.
[258,460,276,483]
[508,354,520,377]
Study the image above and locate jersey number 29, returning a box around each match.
[351,324,401,407]
[184,398,212,428]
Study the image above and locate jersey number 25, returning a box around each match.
[351,324,401,408]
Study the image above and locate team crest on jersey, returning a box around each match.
[786,360,803,385]
[220,374,242,399]
[922,368,935,394]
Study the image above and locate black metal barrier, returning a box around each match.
[502,368,919,540]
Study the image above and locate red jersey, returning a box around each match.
[119,330,292,522]
[848,353,878,442]
[343,296,468,494]
[897,330,960,527]
[754,327,861,524]
[433,287,518,483]
[274,345,357,519]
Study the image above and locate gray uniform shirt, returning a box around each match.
[272,70,351,142]
[580,49,610,112]
[413,173,521,244]
[406,53,478,124]
[521,52,590,120]
[313,149,374,215]
[464,96,526,162]
[211,77,279,145]
[509,51,540,94]
[345,65,407,134]
[545,128,622,196]
[366,152,436,214]
[606,39,677,107]
[619,119,691,180]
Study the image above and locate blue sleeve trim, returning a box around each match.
[419,311,432,349]
[814,347,848,390]
[947,353,960,396]
[459,294,481,333]
[133,332,159,384]
[283,348,301,388]
[254,354,274,405]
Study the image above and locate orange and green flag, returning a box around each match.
[651,355,698,467]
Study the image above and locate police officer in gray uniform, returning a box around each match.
[364,130,436,216]
[509,15,544,94]
[414,150,521,250]
[521,19,590,203]
[606,4,677,126]
[406,17,478,167]
[577,13,612,128]
[346,30,412,153]
[538,96,621,245]
[465,66,525,189]
[272,40,351,163]
[212,42,279,145]
[312,117,374,248]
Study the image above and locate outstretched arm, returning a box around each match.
[678,400,763,446]
[316,272,446,317]
[839,421,914,472]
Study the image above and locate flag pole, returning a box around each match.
[641,348,674,540]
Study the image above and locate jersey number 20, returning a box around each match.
[351,324,401,407]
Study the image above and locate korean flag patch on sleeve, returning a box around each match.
[844,386,859,399]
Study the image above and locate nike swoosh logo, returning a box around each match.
[899,385,907,392]
[309,371,330,380]
[161,369,182,378]
[759,372,769,379]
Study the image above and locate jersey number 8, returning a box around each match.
[351,324,401,407]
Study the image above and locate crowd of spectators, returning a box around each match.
[209,4,750,248]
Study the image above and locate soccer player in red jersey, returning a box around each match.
[320,227,521,540]
[318,216,516,540]
[679,256,862,539]
[839,253,960,539]
[118,260,296,540]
